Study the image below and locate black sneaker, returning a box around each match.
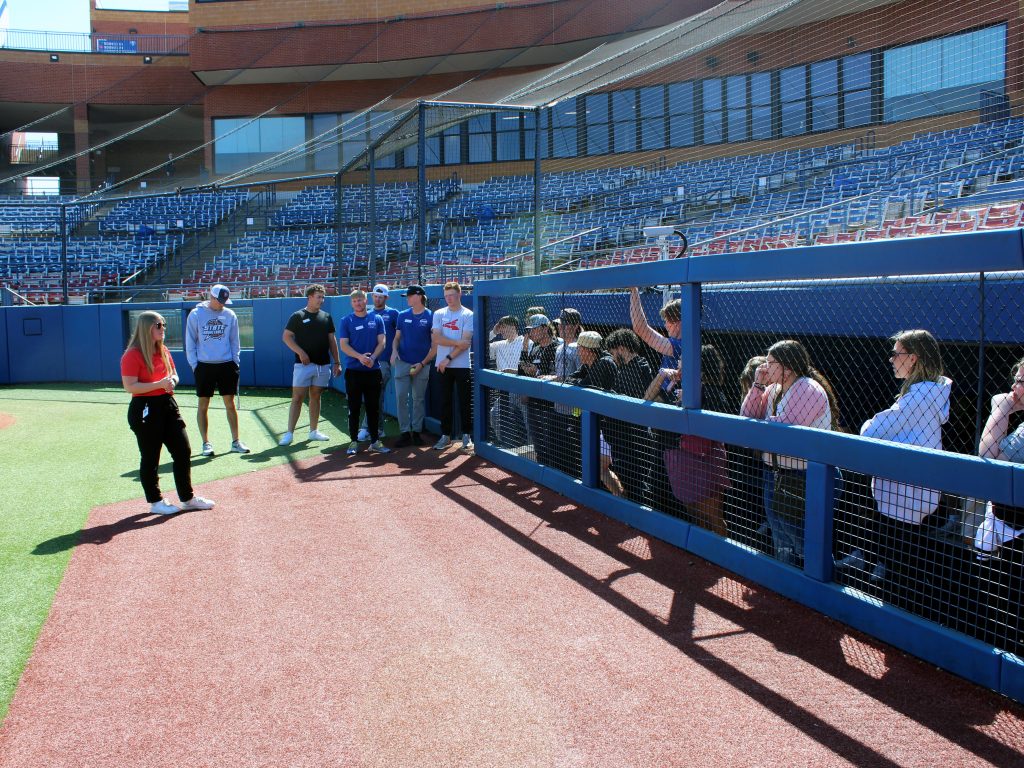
[395,432,412,448]
[411,432,425,446]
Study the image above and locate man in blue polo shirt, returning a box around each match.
[358,283,400,442]
[338,289,390,456]
[391,284,436,447]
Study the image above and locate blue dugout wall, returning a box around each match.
[472,229,1024,704]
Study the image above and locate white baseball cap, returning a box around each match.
[209,284,232,305]
[372,283,389,297]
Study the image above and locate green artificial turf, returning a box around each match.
[0,383,369,726]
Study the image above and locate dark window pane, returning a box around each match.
[496,130,520,161]
[703,111,723,144]
[587,123,610,155]
[585,93,609,123]
[668,82,694,114]
[469,133,492,162]
[702,79,722,110]
[781,101,807,136]
[552,127,577,157]
[374,152,396,169]
[612,91,636,122]
[468,114,492,133]
[727,76,747,108]
[750,72,772,105]
[640,117,666,149]
[780,65,806,102]
[727,109,748,142]
[444,134,461,164]
[669,113,695,146]
[639,86,665,118]
[425,136,442,167]
[552,99,578,128]
[312,113,339,170]
[613,121,636,152]
[844,89,873,127]
[843,53,871,91]
[810,59,838,97]
[751,106,773,140]
[811,95,839,131]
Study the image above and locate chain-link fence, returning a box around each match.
[473,246,1024,664]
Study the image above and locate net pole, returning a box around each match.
[369,146,378,288]
[532,106,542,278]
[60,204,68,305]
[417,101,426,287]
[334,170,344,296]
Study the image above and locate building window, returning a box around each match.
[611,90,637,153]
[884,24,1006,121]
[780,65,808,136]
[702,79,723,144]
[668,82,695,147]
[638,85,666,150]
[468,114,493,163]
[213,116,306,175]
[842,52,874,128]
[726,75,748,143]
[550,98,578,158]
[810,59,839,132]
[496,112,522,161]
[750,72,773,140]
[585,93,610,156]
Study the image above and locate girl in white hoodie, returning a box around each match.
[840,330,951,589]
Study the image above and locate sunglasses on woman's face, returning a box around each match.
[889,350,910,359]
[153,322,166,329]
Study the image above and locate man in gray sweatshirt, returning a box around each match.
[185,284,249,455]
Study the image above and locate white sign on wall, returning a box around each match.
[95,1,188,11]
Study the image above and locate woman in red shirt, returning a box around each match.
[120,311,215,515]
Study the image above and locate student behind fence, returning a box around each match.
[185,283,249,457]
[647,344,730,536]
[726,356,769,547]
[358,283,399,442]
[121,311,215,516]
[839,330,951,588]
[974,356,1024,652]
[431,281,474,451]
[339,289,390,456]
[391,284,435,448]
[741,339,840,566]
[488,315,526,448]
[518,314,560,468]
[280,284,341,446]
[629,286,682,368]
[604,328,656,505]
[566,330,623,494]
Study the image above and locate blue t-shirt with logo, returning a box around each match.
[397,307,433,364]
[339,312,383,370]
[369,306,400,357]
[662,336,683,370]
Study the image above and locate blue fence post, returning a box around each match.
[580,409,599,487]
[680,282,701,410]
[804,460,836,582]
[472,293,488,447]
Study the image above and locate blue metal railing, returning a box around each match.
[0,29,189,55]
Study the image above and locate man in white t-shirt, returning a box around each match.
[431,281,474,451]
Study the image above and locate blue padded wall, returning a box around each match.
[0,308,8,384]
[62,304,102,382]
[6,306,66,383]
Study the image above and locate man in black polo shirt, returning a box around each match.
[280,284,341,446]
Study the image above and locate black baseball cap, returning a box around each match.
[406,284,426,297]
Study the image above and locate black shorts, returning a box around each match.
[194,361,239,398]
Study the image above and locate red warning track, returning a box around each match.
[2,450,1023,767]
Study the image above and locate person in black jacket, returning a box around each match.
[519,314,560,467]
[604,329,655,504]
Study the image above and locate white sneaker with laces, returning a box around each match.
[279,431,294,446]
[308,429,330,441]
[201,442,214,456]
[357,428,370,442]
[369,440,391,454]
[230,439,250,454]
[181,495,215,511]
[433,435,451,450]
[462,434,474,451]
[150,498,181,516]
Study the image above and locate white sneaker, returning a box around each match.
[835,549,868,572]
[181,495,215,511]
[201,442,214,456]
[230,439,250,454]
[433,435,451,450]
[279,431,293,446]
[462,434,474,451]
[308,429,330,441]
[357,428,370,442]
[369,440,391,454]
[150,498,181,516]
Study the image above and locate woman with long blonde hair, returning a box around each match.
[121,311,214,515]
